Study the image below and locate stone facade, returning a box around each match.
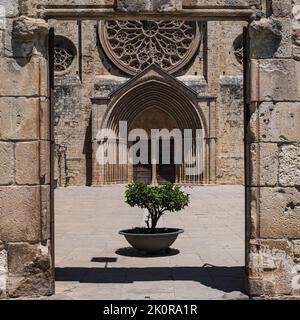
[0,0,299,299]
[52,18,245,186]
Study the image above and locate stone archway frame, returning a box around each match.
[2,1,299,299]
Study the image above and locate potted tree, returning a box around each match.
[119,183,190,253]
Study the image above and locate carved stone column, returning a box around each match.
[151,163,158,186]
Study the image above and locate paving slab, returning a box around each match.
[54,185,246,300]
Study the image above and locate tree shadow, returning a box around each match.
[55,264,246,294]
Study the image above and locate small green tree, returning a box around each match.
[125,182,190,232]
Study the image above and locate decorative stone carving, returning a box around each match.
[249,18,282,58]
[232,34,243,65]
[99,20,201,75]
[116,0,182,12]
[12,16,49,60]
[54,36,77,74]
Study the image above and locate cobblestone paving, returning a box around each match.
[54,186,246,300]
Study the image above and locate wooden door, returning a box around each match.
[133,140,151,184]
[157,139,176,184]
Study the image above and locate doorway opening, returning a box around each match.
[132,137,176,185]
[51,18,247,299]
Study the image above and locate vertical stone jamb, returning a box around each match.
[246,0,300,298]
[0,4,53,298]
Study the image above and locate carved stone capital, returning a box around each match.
[12,16,49,60]
[249,18,282,58]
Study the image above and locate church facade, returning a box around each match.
[52,18,245,186]
[0,0,300,299]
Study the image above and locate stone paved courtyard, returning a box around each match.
[54,186,246,300]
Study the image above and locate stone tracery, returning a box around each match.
[233,34,244,65]
[99,20,201,75]
[54,36,76,73]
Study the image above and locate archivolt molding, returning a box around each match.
[95,67,214,185]
[101,68,208,137]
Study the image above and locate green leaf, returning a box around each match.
[125,182,190,229]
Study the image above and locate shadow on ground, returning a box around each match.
[56,263,246,294]
[116,247,180,257]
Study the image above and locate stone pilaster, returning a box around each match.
[0,11,53,298]
[246,0,300,298]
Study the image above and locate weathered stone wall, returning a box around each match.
[1,0,299,300]
[54,77,84,186]
[206,20,246,184]
[52,17,245,186]
[217,76,244,184]
[0,3,54,298]
[246,0,300,298]
[51,18,105,187]
[49,19,88,186]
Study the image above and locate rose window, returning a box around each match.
[99,20,201,75]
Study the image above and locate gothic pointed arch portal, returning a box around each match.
[93,65,216,185]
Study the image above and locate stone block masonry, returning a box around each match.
[54,18,246,187]
[246,1,300,298]
[0,12,54,298]
[0,0,299,300]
